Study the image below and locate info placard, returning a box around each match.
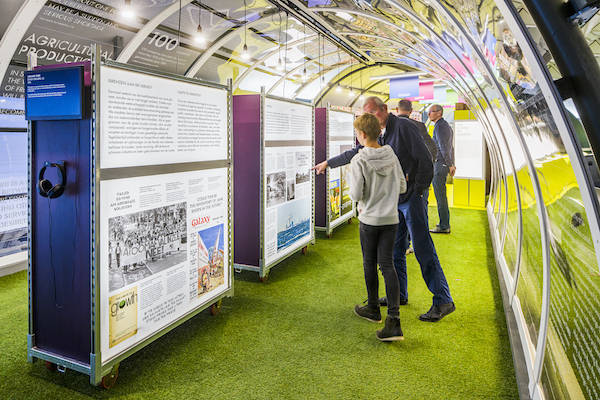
[100,66,228,169]
[100,169,230,362]
[328,111,354,223]
[263,98,313,266]
[454,120,484,180]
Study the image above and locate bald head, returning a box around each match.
[428,104,443,122]
[363,96,389,128]
[364,96,386,110]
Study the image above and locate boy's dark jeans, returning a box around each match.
[359,222,401,318]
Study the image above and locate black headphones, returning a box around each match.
[38,161,66,199]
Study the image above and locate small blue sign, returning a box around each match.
[25,66,83,120]
[389,76,419,99]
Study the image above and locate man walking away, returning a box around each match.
[428,104,455,234]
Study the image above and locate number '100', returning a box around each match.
[148,32,178,51]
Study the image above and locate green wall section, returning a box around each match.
[0,209,517,399]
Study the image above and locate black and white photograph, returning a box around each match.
[295,169,310,184]
[286,180,296,201]
[295,151,311,184]
[108,202,187,291]
[266,171,286,207]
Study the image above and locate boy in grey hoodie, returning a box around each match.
[350,113,406,341]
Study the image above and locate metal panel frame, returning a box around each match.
[26,51,37,365]
[255,91,316,277]
[316,105,355,237]
[26,45,234,386]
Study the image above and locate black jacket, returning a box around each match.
[399,115,438,162]
[328,113,433,203]
[433,118,454,166]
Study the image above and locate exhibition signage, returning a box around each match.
[99,67,228,169]
[26,50,233,386]
[263,97,314,266]
[0,97,27,129]
[389,76,419,99]
[454,120,484,179]
[98,65,232,364]
[314,107,355,236]
[407,81,434,102]
[233,94,314,279]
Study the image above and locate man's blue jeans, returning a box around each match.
[392,192,453,305]
[432,162,450,230]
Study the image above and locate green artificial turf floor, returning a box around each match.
[0,208,518,399]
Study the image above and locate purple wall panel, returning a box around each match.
[233,95,261,267]
[314,108,327,228]
[31,64,93,364]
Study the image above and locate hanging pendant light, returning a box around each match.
[194,4,205,46]
[121,0,135,20]
[241,43,250,60]
[241,0,250,61]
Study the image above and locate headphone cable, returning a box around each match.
[48,196,62,308]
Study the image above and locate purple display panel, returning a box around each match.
[30,63,92,364]
[233,95,261,267]
[314,108,327,228]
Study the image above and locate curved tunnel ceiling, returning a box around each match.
[0,0,585,107]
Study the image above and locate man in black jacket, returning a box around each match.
[428,104,455,234]
[397,100,438,163]
[313,97,455,322]
[396,99,436,255]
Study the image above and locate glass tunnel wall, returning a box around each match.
[2,0,600,398]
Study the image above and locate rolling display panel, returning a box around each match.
[315,107,355,237]
[26,51,233,387]
[233,94,314,280]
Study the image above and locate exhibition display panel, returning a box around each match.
[26,48,233,387]
[314,107,355,237]
[452,112,486,209]
[233,93,315,280]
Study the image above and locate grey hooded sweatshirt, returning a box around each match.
[349,145,406,226]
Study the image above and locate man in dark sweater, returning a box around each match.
[313,97,455,322]
[397,100,438,164]
[428,104,455,234]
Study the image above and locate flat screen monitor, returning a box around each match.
[25,66,84,120]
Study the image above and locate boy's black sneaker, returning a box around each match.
[354,304,382,323]
[376,316,404,341]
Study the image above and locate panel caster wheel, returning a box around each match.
[101,365,119,389]
[326,232,332,238]
[210,299,222,316]
[348,218,352,224]
[302,246,308,255]
[259,272,269,283]
[45,361,56,371]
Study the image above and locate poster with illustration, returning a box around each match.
[263,98,313,265]
[100,169,229,363]
[328,110,355,223]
